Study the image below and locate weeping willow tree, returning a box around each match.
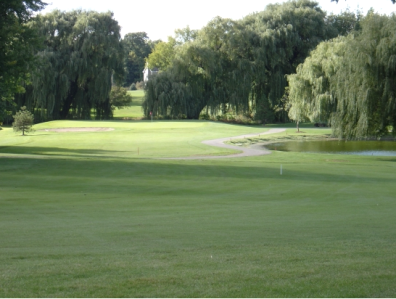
[0,0,47,123]
[287,36,348,127]
[144,42,217,119]
[332,12,396,138]
[17,10,125,120]
[143,0,339,121]
[244,0,340,123]
[144,17,254,119]
[288,12,396,139]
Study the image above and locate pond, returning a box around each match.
[264,140,396,156]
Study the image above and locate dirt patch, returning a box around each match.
[38,127,114,132]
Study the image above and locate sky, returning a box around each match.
[39,0,396,41]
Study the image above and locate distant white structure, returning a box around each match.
[143,65,159,82]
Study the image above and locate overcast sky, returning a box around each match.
[39,0,396,41]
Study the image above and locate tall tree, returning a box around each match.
[288,12,396,138]
[0,0,46,122]
[287,36,347,126]
[144,17,252,119]
[146,37,177,71]
[143,0,337,121]
[122,32,153,87]
[174,26,198,44]
[242,0,336,123]
[19,10,125,120]
[326,9,362,36]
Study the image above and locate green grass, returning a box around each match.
[113,90,145,120]
[264,122,323,129]
[1,120,396,297]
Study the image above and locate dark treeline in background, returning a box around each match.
[122,32,160,87]
[143,0,361,122]
[1,0,47,123]
[1,0,395,138]
[17,10,125,121]
[0,1,156,123]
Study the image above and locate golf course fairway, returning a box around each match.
[0,120,395,297]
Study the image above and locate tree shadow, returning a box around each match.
[1,154,393,194]
[0,145,130,158]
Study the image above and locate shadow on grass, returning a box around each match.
[44,119,274,129]
[265,122,319,129]
[376,157,396,162]
[0,153,393,189]
[0,145,130,157]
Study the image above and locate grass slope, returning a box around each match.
[0,120,396,297]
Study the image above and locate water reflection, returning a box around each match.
[264,140,396,156]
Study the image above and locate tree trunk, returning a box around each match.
[297,121,300,132]
[186,101,206,119]
[60,81,78,119]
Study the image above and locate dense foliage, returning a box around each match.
[143,0,348,121]
[122,32,158,87]
[2,0,395,134]
[288,12,396,138]
[16,10,125,120]
[0,0,46,123]
[12,105,34,135]
[110,85,133,109]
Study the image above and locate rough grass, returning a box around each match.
[1,120,396,297]
[227,128,333,147]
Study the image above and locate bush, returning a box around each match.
[200,113,211,120]
[129,83,137,90]
[110,86,133,109]
[135,81,145,90]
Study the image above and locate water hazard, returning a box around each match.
[264,140,396,156]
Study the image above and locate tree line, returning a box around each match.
[143,0,395,138]
[143,0,360,122]
[2,0,395,139]
[0,1,158,123]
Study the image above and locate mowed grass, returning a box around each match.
[113,90,145,120]
[1,120,396,297]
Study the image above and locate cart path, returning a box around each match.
[164,128,286,160]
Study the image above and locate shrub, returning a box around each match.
[13,106,34,135]
[110,86,133,109]
[200,113,211,120]
[135,81,145,90]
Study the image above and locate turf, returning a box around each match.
[0,120,396,297]
[113,90,145,120]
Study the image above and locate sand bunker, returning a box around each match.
[39,127,114,132]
